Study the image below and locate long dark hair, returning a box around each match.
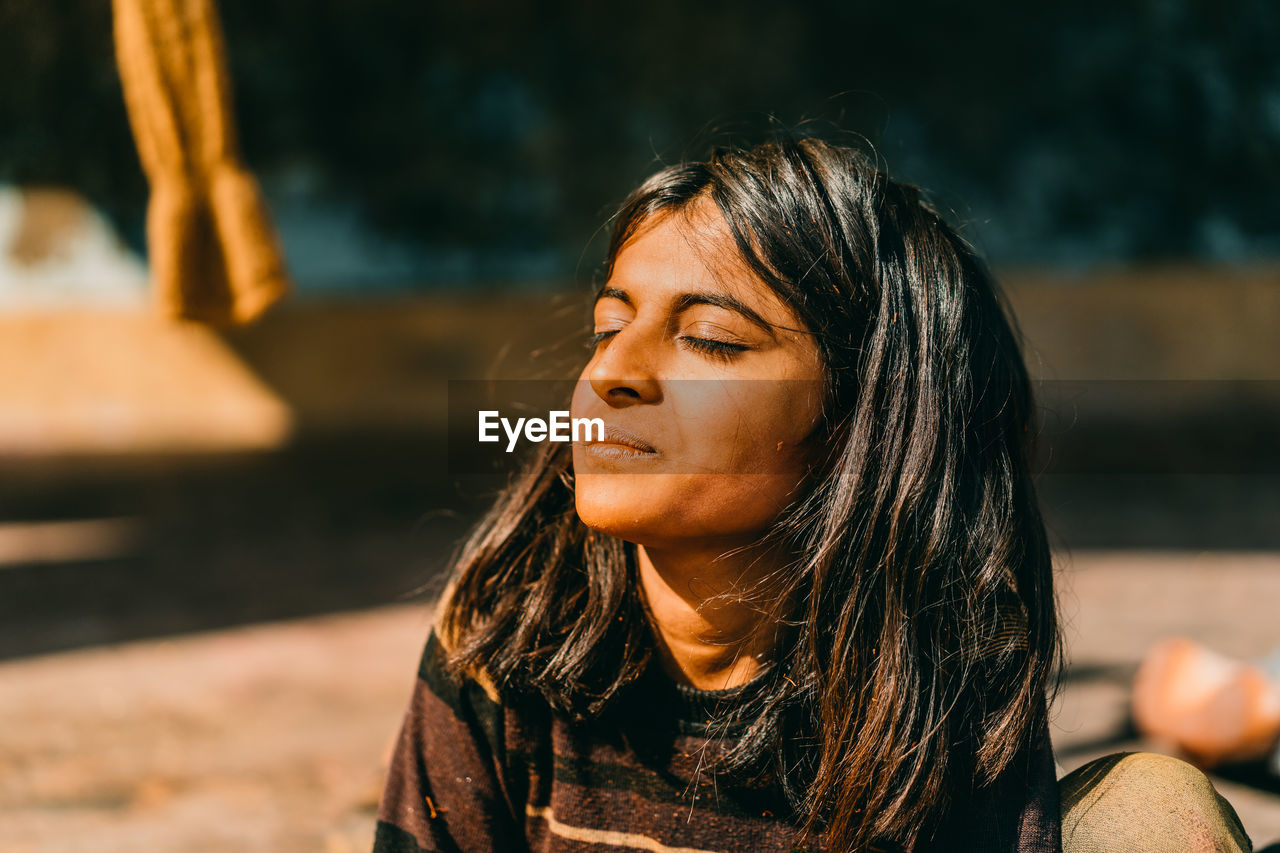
[439,136,1061,852]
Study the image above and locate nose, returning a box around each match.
[586,324,662,406]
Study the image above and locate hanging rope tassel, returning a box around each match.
[113,0,289,325]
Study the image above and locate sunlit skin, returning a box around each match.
[569,200,826,690]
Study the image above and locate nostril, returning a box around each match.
[607,386,642,401]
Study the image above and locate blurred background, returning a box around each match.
[1,0,1278,850]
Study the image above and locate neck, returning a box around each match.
[636,541,784,691]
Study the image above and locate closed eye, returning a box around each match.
[680,336,750,360]
[585,329,620,350]
[587,329,751,361]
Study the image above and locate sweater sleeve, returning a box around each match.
[373,631,524,853]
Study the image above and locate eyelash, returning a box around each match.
[585,329,750,361]
[680,336,749,360]
[585,330,618,350]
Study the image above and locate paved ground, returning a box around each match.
[1,550,1277,852]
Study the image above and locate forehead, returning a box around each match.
[604,201,794,321]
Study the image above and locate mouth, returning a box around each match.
[578,424,659,456]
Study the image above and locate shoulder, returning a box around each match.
[418,627,500,703]
[412,627,512,758]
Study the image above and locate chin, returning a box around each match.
[572,474,665,543]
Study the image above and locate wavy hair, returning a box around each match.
[438,136,1061,852]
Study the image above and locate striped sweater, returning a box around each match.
[373,631,1061,853]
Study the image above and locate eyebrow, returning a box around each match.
[594,286,777,339]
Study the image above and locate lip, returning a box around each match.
[578,424,658,454]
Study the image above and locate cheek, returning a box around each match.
[673,381,823,474]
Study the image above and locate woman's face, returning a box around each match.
[570,200,827,551]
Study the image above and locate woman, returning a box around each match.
[374,137,1252,852]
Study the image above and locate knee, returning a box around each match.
[1062,751,1222,809]
[1060,752,1252,852]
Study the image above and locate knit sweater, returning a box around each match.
[373,631,1061,853]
